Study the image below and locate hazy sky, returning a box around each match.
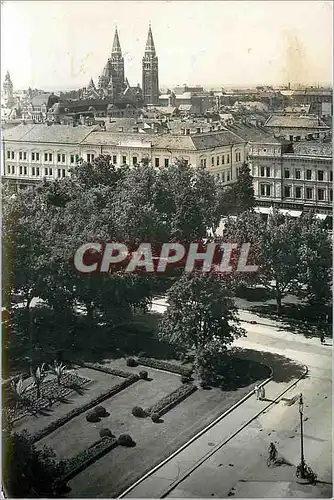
[1,0,332,90]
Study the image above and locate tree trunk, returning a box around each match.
[276,291,282,313]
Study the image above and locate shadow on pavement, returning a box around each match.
[231,347,306,383]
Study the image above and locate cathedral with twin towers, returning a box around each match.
[82,24,159,106]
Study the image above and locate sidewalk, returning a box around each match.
[121,376,302,498]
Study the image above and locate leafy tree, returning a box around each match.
[159,272,245,376]
[233,162,255,213]
[2,429,66,497]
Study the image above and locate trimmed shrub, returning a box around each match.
[61,437,118,482]
[86,411,100,423]
[139,357,192,377]
[151,413,160,423]
[146,384,197,417]
[139,370,148,380]
[67,360,134,379]
[99,428,113,439]
[94,406,107,417]
[32,375,139,443]
[118,434,135,447]
[132,406,146,418]
[126,358,138,367]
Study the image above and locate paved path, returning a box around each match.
[121,303,332,498]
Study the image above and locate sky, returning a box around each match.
[1,0,333,91]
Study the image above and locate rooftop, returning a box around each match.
[292,140,332,158]
[3,123,96,143]
[264,114,330,129]
[225,122,283,143]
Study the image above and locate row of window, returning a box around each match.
[259,167,333,182]
[7,150,80,164]
[260,184,332,201]
[6,165,66,178]
[215,171,232,183]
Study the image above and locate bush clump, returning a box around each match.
[118,434,135,447]
[126,358,138,367]
[99,428,114,439]
[86,411,100,423]
[181,375,191,384]
[139,370,148,380]
[132,406,146,418]
[94,406,107,417]
[151,413,160,423]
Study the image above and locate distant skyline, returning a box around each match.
[1,1,333,91]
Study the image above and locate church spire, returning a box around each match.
[145,23,156,55]
[112,26,122,54]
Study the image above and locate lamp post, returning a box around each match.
[298,393,306,478]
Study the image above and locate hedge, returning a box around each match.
[146,383,197,417]
[138,357,193,377]
[32,374,139,443]
[61,437,118,482]
[68,360,134,379]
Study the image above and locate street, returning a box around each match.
[122,300,332,498]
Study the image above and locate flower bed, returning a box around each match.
[146,383,197,418]
[138,357,193,377]
[68,360,134,379]
[7,372,91,423]
[61,437,118,482]
[32,374,139,443]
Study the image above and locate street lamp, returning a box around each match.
[298,393,306,478]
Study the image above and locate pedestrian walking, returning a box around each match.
[254,385,260,400]
[320,332,325,344]
[260,386,266,401]
[267,442,278,466]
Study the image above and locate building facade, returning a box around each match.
[2,124,246,191]
[142,25,159,105]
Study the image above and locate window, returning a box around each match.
[23,152,27,160]
[57,154,65,163]
[284,169,290,179]
[70,155,75,164]
[164,158,169,168]
[7,151,10,159]
[295,169,301,179]
[260,184,271,196]
[87,154,94,163]
[44,153,48,162]
[221,171,225,183]
[122,155,127,165]
[217,156,220,166]
[222,155,225,165]
[184,159,189,166]
[48,153,52,162]
[45,168,48,176]
[57,169,61,178]
[133,157,138,166]
[318,188,325,201]
[330,189,333,202]
[32,152,35,161]
[211,157,214,166]
[112,155,117,165]
[284,186,291,198]
[62,169,66,177]
[306,169,312,180]
[318,170,324,181]
[235,152,241,162]
[155,158,160,168]
[11,165,15,174]
[36,152,39,161]
[226,154,230,164]
[203,159,206,168]
[36,167,40,176]
[7,165,10,174]
[11,151,14,159]
[260,167,265,177]
[49,168,53,176]
[19,152,23,160]
[295,187,302,199]
[306,187,313,199]
[227,171,230,182]
[24,166,27,175]
[32,167,35,176]
[57,154,61,162]
[330,171,333,182]
[19,166,23,175]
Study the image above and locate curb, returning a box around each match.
[118,368,274,498]
[159,363,309,499]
